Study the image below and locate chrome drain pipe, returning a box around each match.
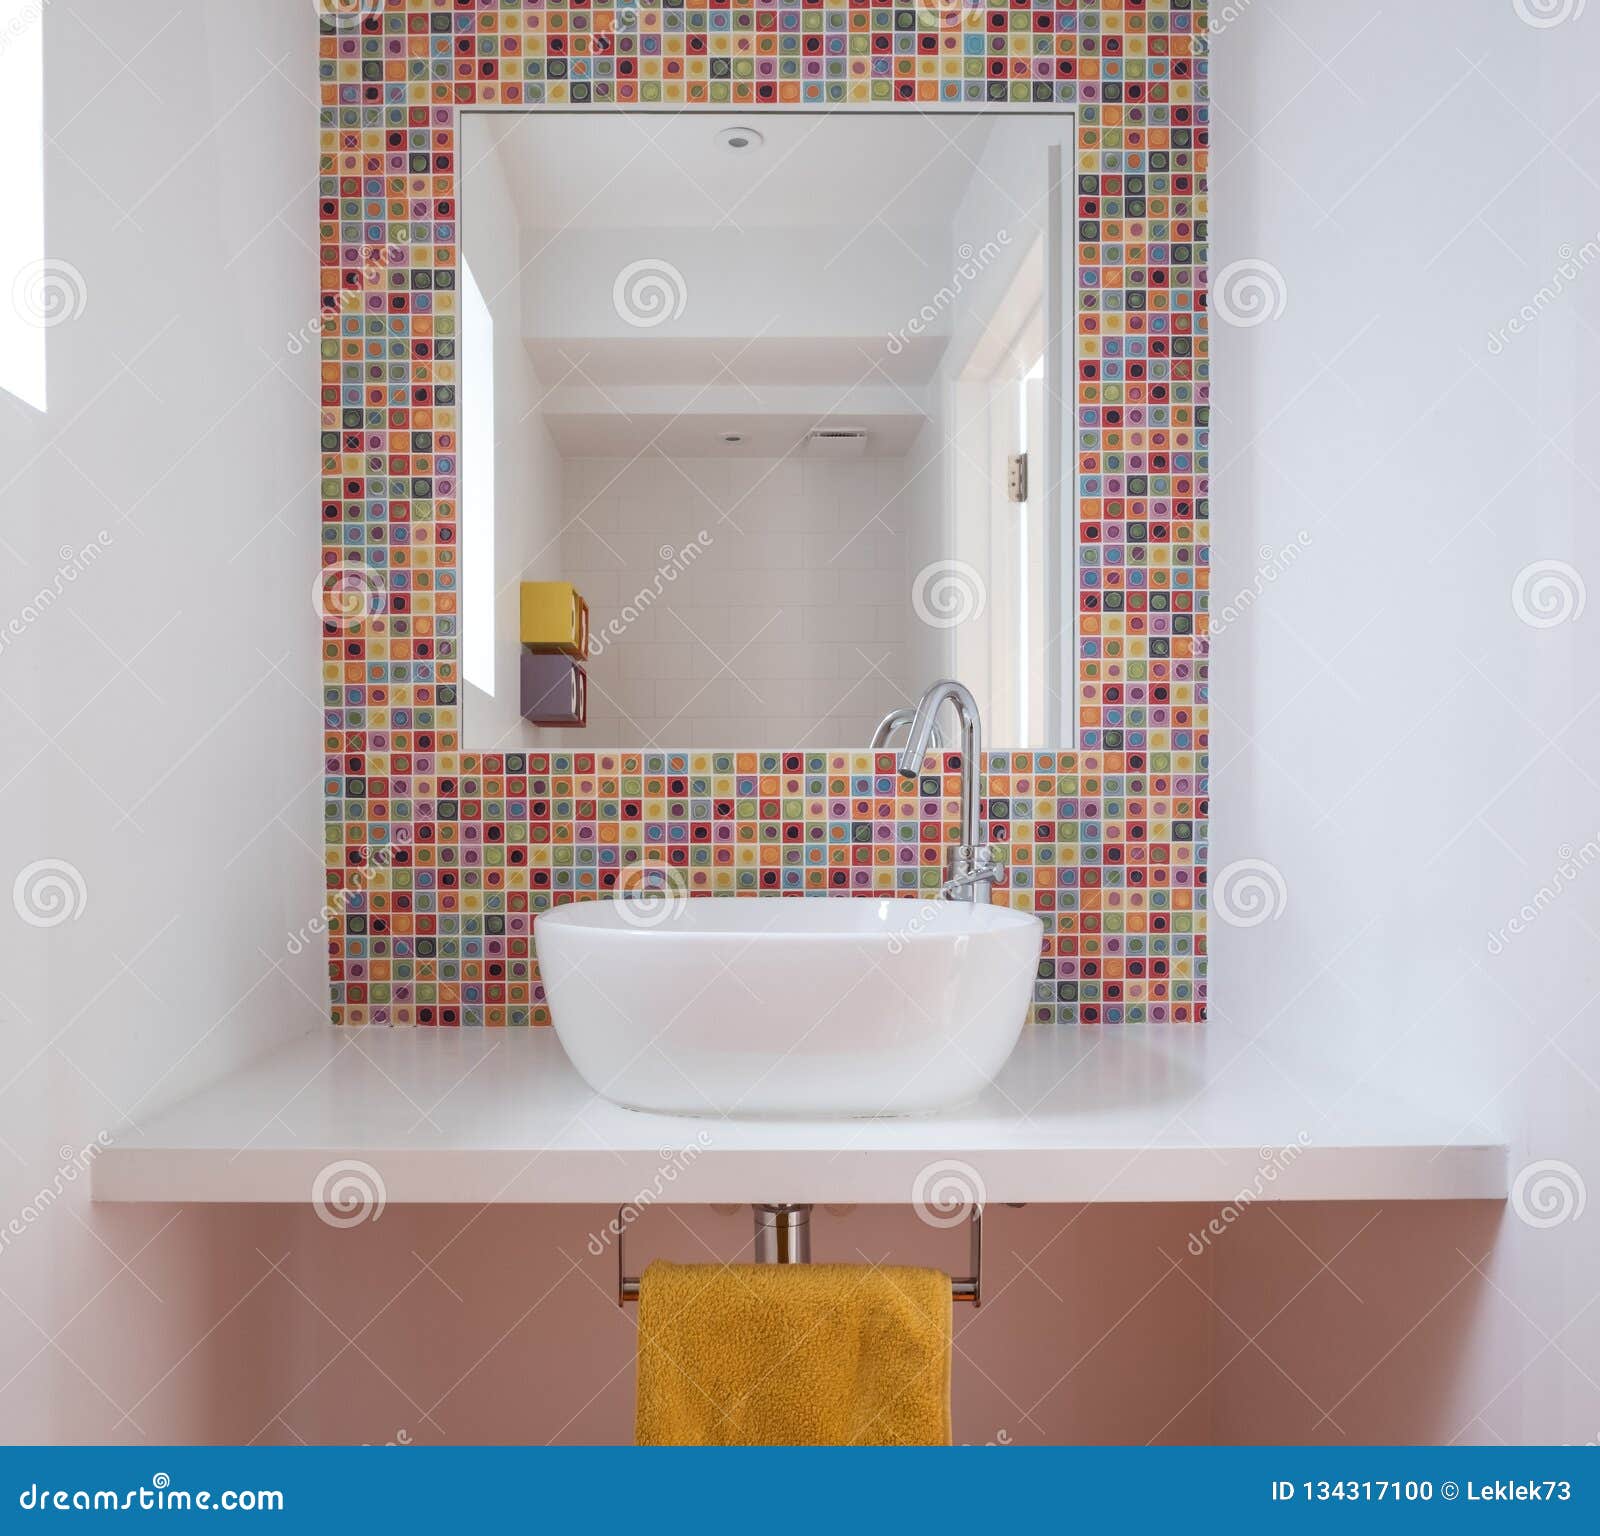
[751,1203,812,1264]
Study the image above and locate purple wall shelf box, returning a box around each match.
[520,651,587,727]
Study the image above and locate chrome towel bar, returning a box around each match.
[617,1202,983,1307]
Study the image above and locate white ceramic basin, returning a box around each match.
[536,895,1043,1117]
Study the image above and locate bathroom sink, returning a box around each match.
[536,895,1043,1118]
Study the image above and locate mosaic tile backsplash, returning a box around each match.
[318,0,1210,1027]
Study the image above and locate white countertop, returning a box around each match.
[91,1025,1506,1205]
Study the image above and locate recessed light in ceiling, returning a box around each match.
[721,432,745,444]
[715,126,764,154]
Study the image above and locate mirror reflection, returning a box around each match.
[460,111,1074,751]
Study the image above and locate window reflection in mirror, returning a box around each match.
[460,111,1074,751]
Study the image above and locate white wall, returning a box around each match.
[0,0,324,1441]
[939,117,1064,368]
[561,453,917,749]
[1205,0,1600,1441]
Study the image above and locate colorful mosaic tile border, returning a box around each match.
[317,0,1210,1027]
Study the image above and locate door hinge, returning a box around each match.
[1007,451,1028,504]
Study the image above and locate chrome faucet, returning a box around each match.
[870,706,944,752]
[896,680,1004,905]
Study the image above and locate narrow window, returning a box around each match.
[461,257,496,696]
[0,0,47,411]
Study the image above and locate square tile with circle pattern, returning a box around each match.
[317,0,1210,1028]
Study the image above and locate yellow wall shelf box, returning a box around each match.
[519,582,589,657]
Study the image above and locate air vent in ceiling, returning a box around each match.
[805,428,869,458]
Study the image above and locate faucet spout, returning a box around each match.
[896,680,979,790]
[897,680,997,904]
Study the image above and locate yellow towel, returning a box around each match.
[635,1261,952,1446]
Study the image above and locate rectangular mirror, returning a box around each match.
[459,110,1075,752]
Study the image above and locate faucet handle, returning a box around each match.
[942,844,1005,899]
[967,845,1005,878]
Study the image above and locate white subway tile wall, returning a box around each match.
[561,454,928,749]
